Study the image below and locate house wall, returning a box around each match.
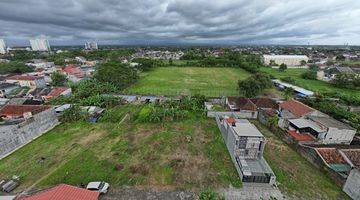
[320,127,356,145]
[343,168,360,200]
[0,108,59,159]
[207,111,258,119]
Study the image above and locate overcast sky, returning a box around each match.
[1,0,360,46]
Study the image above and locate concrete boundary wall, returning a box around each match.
[0,108,59,159]
[208,111,258,119]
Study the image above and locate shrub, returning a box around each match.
[279,63,287,72]
[301,70,317,80]
[59,105,87,123]
[280,76,296,84]
[199,188,224,200]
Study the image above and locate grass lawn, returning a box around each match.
[259,67,360,99]
[252,121,349,200]
[0,105,241,193]
[125,67,251,97]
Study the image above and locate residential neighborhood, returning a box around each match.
[0,25,360,200]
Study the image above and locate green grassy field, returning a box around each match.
[253,121,349,200]
[0,105,240,193]
[125,67,251,96]
[259,67,360,98]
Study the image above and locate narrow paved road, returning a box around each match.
[221,183,288,200]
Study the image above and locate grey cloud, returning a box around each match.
[0,0,359,45]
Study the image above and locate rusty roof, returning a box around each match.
[316,148,348,164]
[341,149,360,168]
[0,104,52,117]
[279,99,314,118]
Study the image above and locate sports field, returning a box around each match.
[126,67,251,96]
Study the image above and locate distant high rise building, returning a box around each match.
[30,38,51,51]
[0,39,7,54]
[85,41,98,50]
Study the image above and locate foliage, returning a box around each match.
[269,60,277,66]
[300,60,307,66]
[280,76,296,84]
[59,105,87,123]
[79,94,121,108]
[98,106,129,123]
[308,64,319,71]
[5,51,40,61]
[136,103,188,123]
[180,50,205,60]
[238,73,273,97]
[0,61,33,74]
[132,58,165,71]
[51,72,67,86]
[180,51,262,74]
[50,79,119,107]
[199,188,224,200]
[136,95,206,123]
[301,70,317,80]
[331,73,360,89]
[94,60,138,89]
[283,87,294,100]
[279,63,287,72]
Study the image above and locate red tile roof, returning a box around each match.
[262,108,277,117]
[225,118,236,124]
[227,97,257,111]
[0,105,51,117]
[288,130,314,142]
[279,99,314,118]
[47,87,69,97]
[62,65,84,78]
[341,149,360,168]
[17,184,99,200]
[316,148,348,164]
[6,75,42,81]
[250,98,278,109]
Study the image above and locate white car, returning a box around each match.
[86,181,109,194]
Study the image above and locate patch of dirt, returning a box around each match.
[77,130,107,146]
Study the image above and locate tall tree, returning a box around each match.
[94,60,138,89]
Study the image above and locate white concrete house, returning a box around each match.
[263,55,309,66]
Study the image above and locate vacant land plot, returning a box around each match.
[126,67,251,96]
[252,121,349,200]
[260,67,360,99]
[0,105,240,193]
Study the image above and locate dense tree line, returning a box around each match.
[332,73,360,89]
[132,58,165,71]
[0,61,33,74]
[179,51,263,73]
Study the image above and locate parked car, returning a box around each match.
[86,181,109,194]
